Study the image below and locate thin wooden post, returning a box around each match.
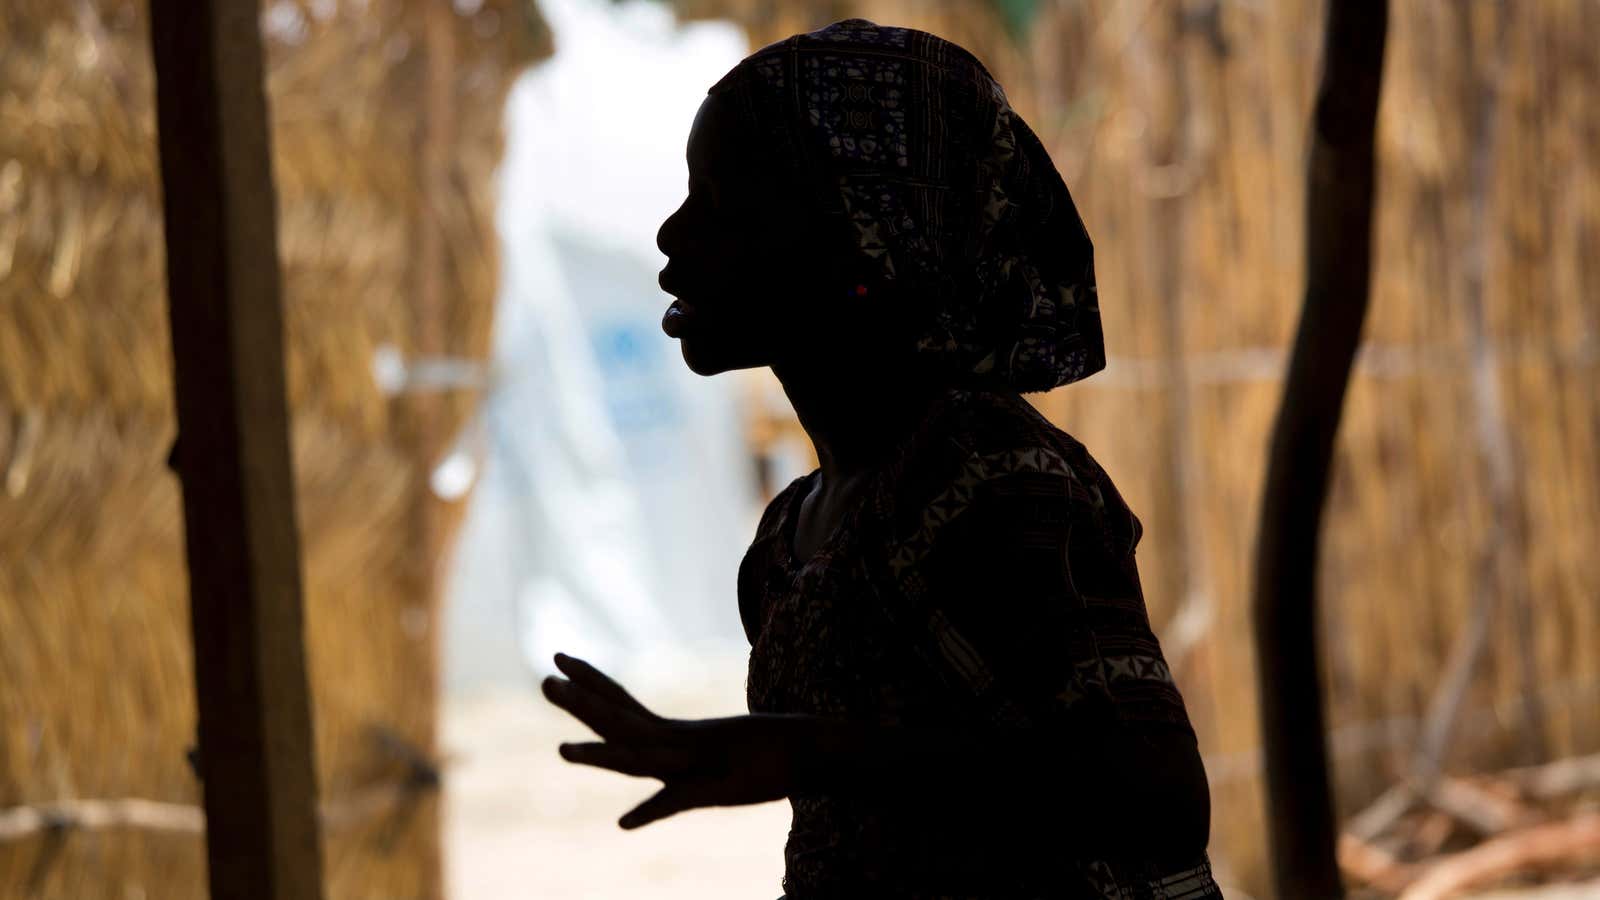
[1251,1,1387,898]
[147,1,327,898]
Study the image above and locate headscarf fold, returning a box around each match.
[709,18,1105,393]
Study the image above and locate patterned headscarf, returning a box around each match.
[708,18,1104,393]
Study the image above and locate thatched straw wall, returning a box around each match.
[0,2,547,897]
[699,2,1600,895]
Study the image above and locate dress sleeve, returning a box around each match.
[879,447,1190,734]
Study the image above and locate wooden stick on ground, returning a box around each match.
[1398,814,1600,900]
[1423,775,1536,838]
[1337,831,1422,895]
[1516,752,1600,800]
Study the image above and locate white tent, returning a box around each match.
[443,0,755,693]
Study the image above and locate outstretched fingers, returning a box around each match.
[542,673,650,739]
[553,653,658,720]
[619,783,697,830]
[559,741,697,779]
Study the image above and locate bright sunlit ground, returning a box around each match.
[442,650,792,900]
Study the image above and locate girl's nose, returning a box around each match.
[656,204,686,258]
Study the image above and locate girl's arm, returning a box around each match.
[544,655,1201,848]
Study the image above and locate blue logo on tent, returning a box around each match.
[592,320,679,433]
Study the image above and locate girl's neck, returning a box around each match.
[772,357,946,490]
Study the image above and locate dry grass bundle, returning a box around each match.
[0,1,550,897]
[694,2,1600,896]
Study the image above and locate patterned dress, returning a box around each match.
[739,389,1222,899]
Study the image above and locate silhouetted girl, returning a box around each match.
[543,18,1219,898]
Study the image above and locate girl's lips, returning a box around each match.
[662,299,698,337]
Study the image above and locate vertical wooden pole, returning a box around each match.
[1151,4,1215,675]
[403,4,457,895]
[1453,0,1547,768]
[1251,1,1387,898]
[147,1,327,898]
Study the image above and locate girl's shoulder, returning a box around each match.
[750,469,815,546]
[894,390,1142,551]
[736,471,815,646]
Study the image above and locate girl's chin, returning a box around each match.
[677,335,770,376]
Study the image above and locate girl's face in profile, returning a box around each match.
[656,91,847,376]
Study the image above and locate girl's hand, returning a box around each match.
[541,653,801,829]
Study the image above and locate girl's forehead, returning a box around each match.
[687,92,757,181]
